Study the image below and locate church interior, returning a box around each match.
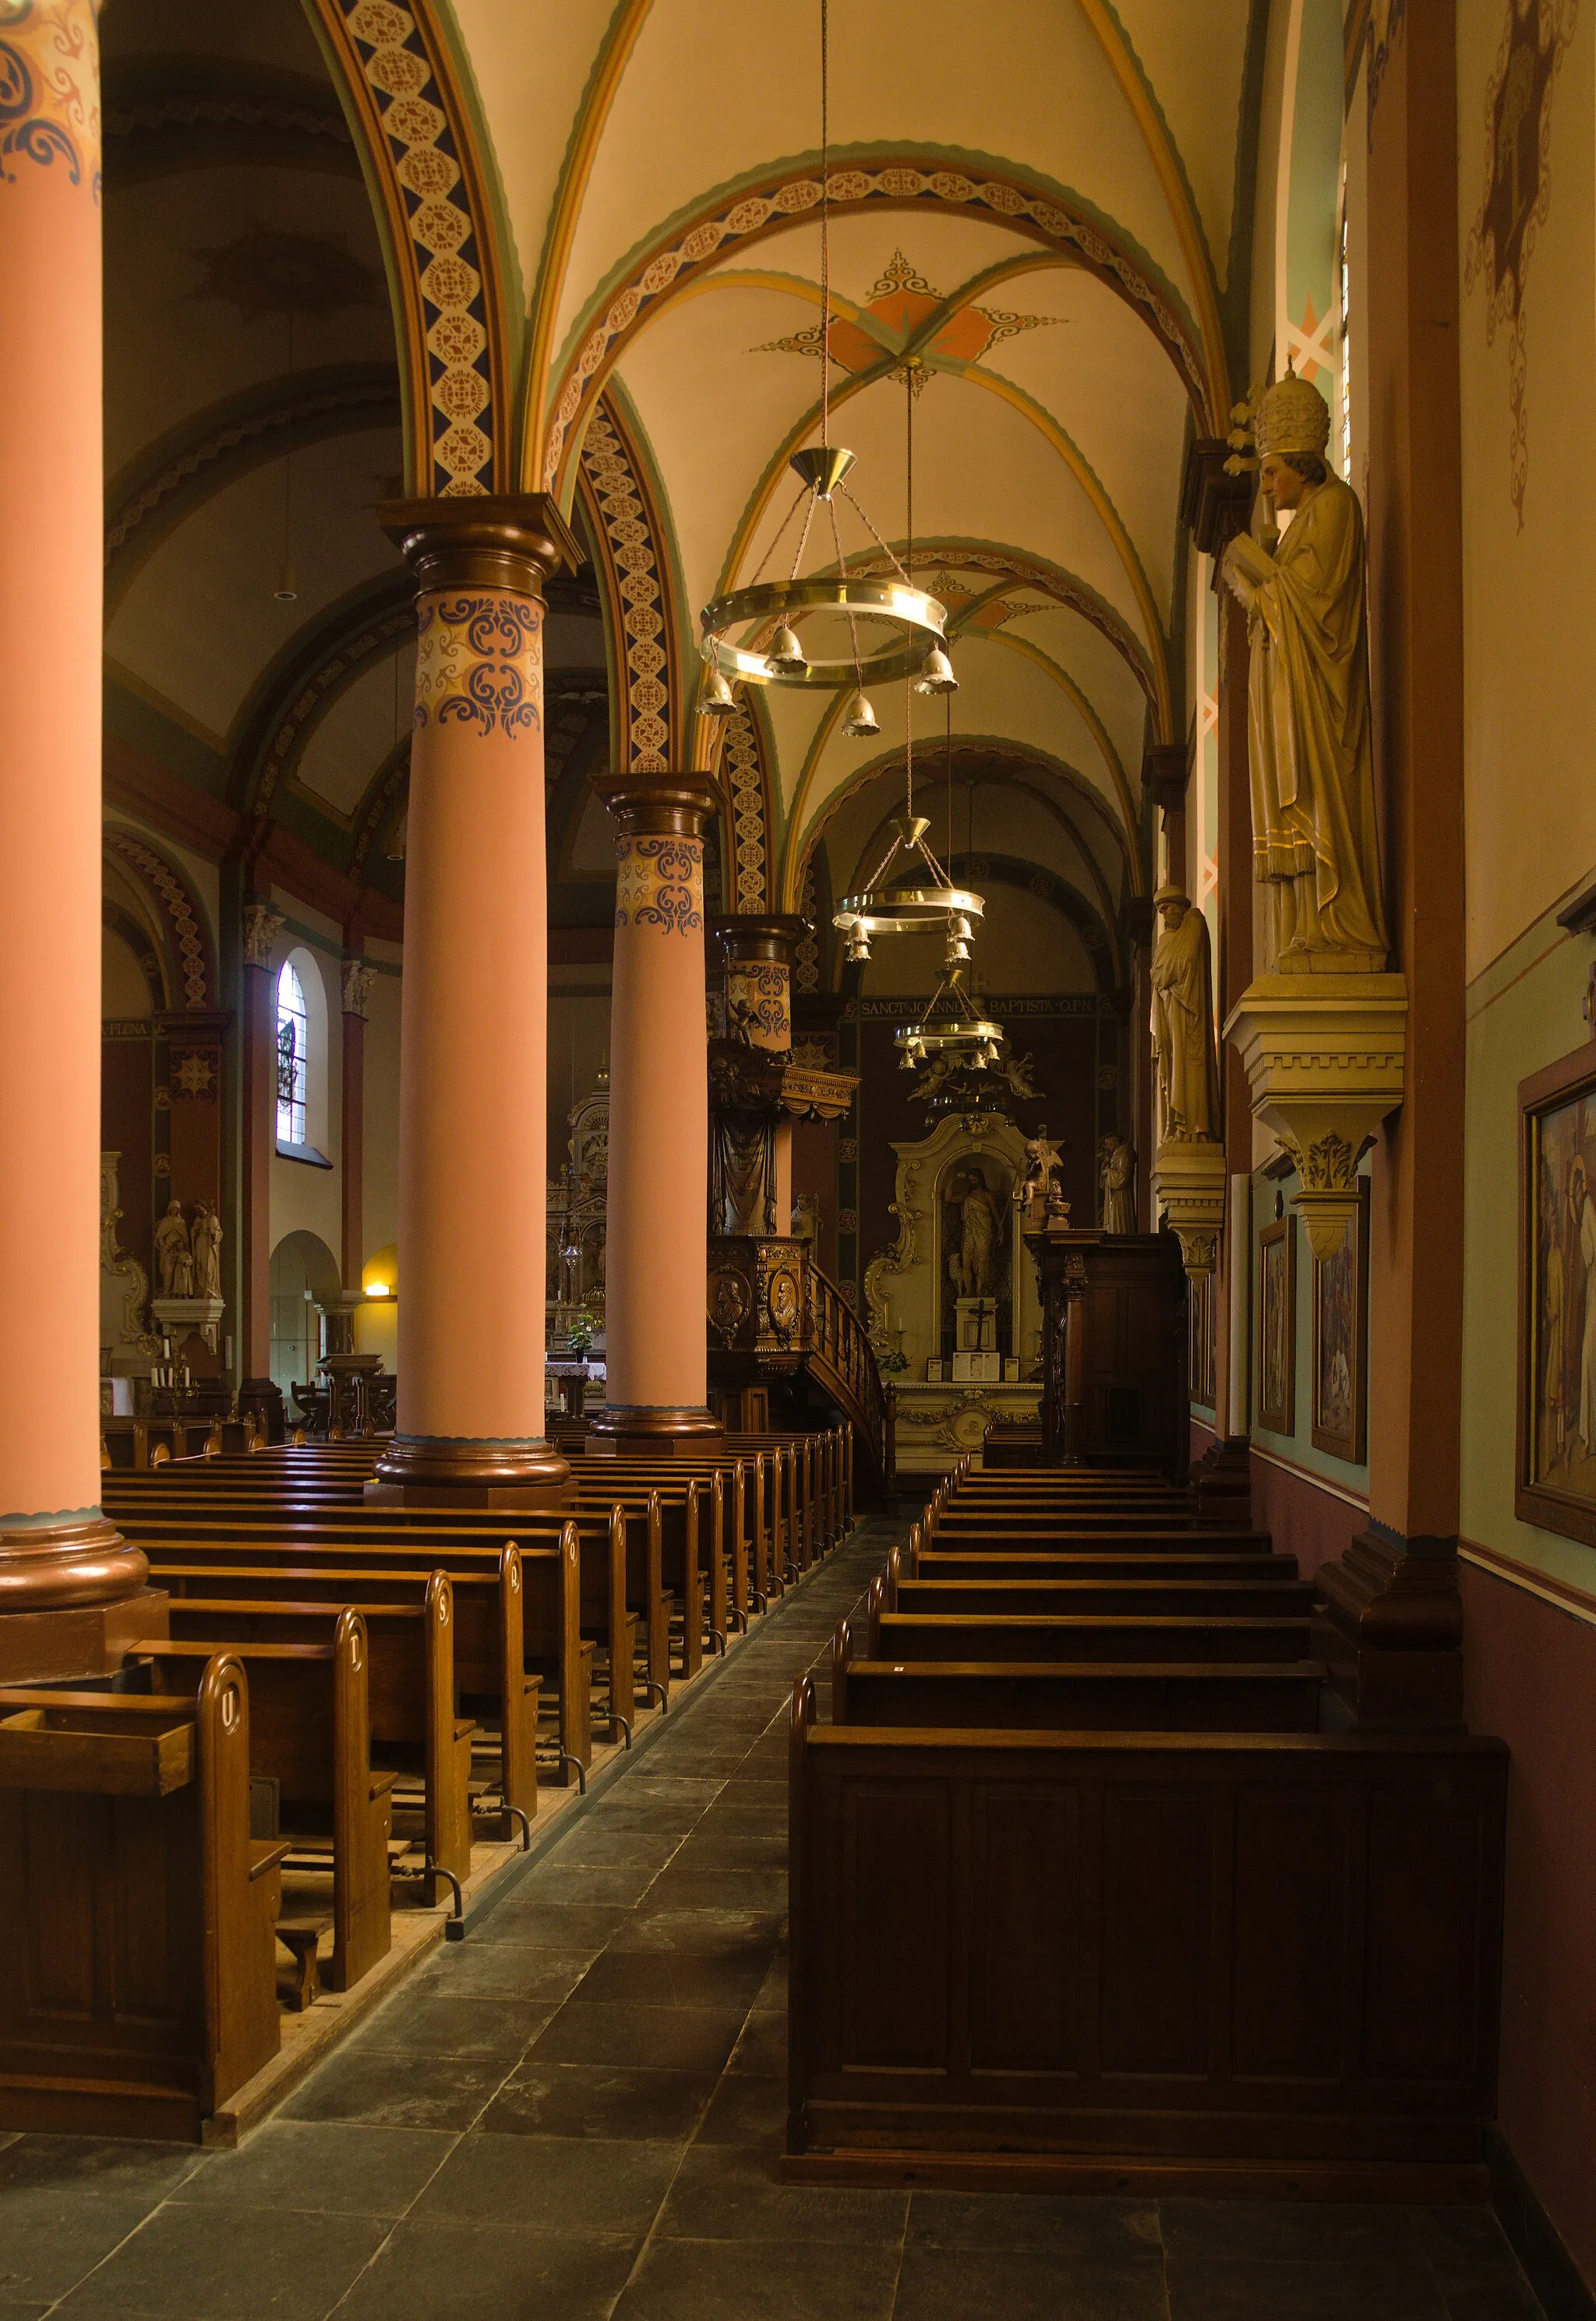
[3,0,1596,2313]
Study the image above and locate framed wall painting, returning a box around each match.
[1188,1264,1216,1409]
[1257,1213,1296,1436]
[1517,1040,1596,1546]
[1311,1180,1369,1464]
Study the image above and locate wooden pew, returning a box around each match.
[867,1593,1314,1666]
[786,1676,1509,2192]
[129,1609,394,1992]
[0,1656,287,2140]
[115,1468,720,1687]
[883,1552,1316,1625]
[831,1620,1324,1734]
[113,1510,598,1773]
[155,1581,475,1903]
[157,1547,542,1830]
[912,1546,1301,1585]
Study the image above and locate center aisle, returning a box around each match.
[283,1511,901,2319]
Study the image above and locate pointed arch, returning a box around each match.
[103,826,217,1009]
[306,0,514,493]
[575,387,680,775]
[540,152,1216,493]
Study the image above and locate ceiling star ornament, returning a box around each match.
[753,247,1060,384]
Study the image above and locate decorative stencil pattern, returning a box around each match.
[323,0,497,494]
[0,0,100,197]
[719,698,772,910]
[1463,0,1578,527]
[795,860,821,991]
[546,161,1210,486]
[415,594,542,738]
[615,835,703,935]
[578,398,672,772]
[104,827,213,1006]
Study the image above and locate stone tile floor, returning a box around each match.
[0,1516,1549,2320]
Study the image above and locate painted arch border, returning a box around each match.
[538,146,1219,495]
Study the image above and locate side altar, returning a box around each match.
[863,1111,1043,1472]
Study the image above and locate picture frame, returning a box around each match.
[1188,1265,1216,1410]
[1517,1040,1596,1546]
[1310,1179,1368,1463]
[1257,1213,1296,1436]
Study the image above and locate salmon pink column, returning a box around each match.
[0,0,158,1677]
[590,777,723,1456]
[369,500,577,1508]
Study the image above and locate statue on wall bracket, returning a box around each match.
[1218,369,1408,1260]
[1148,885,1225,1276]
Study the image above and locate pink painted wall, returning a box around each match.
[1200,1412,1596,2290]
[1250,1453,1362,1583]
[1461,1562,1596,2295]
[1191,1421,1361,1581]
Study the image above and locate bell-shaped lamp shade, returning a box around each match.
[913,644,958,696]
[765,623,807,677]
[842,689,881,738]
[701,666,737,715]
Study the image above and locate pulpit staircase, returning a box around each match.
[707,1238,888,1495]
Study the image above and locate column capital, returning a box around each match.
[710,913,811,969]
[242,903,284,971]
[591,772,719,840]
[341,957,374,1019]
[376,493,582,599]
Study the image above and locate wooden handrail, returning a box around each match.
[805,1259,886,1489]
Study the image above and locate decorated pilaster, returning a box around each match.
[591,776,722,1454]
[0,0,159,1675]
[370,500,577,1507]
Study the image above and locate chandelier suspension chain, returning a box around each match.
[819,0,830,454]
[903,366,915,817]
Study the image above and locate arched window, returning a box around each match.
[277,959,309,1146]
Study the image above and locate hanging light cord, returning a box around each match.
[902,366,914,822]
[819,0,830,452]
[945,691,953,869]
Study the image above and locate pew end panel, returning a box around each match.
[786,1718,1509,2197]
[0,1658,285,2140]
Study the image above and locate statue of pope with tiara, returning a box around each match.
[1220,368,1389,975]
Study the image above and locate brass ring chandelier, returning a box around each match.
[696,2,955,723]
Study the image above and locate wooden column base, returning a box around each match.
[1312,1530,1464,1729]
[365,1434,571,1510]
[1193,1437,1252,1528]
[588,1405,726,1458]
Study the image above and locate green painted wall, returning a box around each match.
[1463,892,1596,1594]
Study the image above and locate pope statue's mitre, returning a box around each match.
[1255,366,1332,460]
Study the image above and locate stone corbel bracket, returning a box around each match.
[1150,1138,1227,1274]
[1223,970,1408,1257]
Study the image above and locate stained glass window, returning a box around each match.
[276,960,307,1145]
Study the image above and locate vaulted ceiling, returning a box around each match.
[104,0,1269,963]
